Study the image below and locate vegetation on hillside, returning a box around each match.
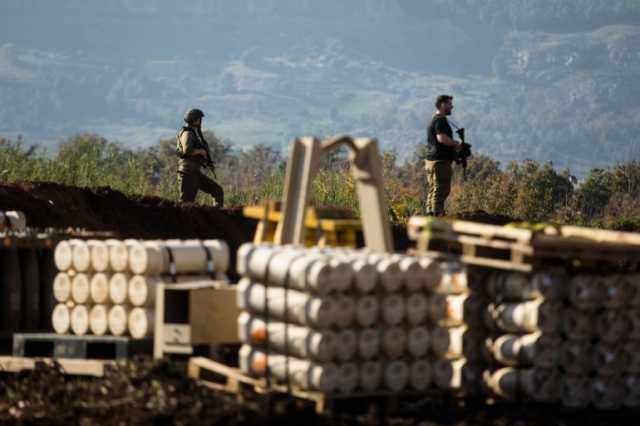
[2,1,639,177]
[1,133,638,230]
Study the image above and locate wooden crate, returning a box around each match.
[408,217,640,272]
[153,282,241,359]
[13,333,152,359]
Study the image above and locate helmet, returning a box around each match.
[183,108,205,124]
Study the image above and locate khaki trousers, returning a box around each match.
[425,160,452,215]
[178,170,224,207]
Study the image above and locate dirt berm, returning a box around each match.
[0,181,254,240]
[0,181,417,248]
[0,182,256,279]
[0,181,515,266]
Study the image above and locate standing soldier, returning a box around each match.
[176,108,224,206]
[424,95,462,216]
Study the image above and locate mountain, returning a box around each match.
[0,0,639,177]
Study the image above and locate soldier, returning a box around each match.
[176,108,224,206]
[424,95,462,216]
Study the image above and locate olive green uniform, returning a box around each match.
[425,160,452,216]
[177,128,224,206]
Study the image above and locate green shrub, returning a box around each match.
[1,133,639,230]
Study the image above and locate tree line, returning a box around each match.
[1,133,638,230]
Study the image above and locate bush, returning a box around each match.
[1,133,639,230]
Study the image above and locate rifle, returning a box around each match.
[195,128,217,179]
[451,125,472,180]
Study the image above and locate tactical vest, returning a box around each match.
[176,126,201,159]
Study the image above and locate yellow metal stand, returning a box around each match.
[243,201,361,248]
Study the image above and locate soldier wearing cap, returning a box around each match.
[176,108,224,206]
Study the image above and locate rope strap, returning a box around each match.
[201,244,216,279]
[165,246,177,283]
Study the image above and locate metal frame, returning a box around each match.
[275,135,393,253]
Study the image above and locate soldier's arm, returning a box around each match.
[435,119,460,147]
[436,133,460,147]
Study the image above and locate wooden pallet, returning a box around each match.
[188,357,451,415]
[59,229,117,239]
[408,217,640,272]
[13,333,152,360]
[0,355,117,377]
[188,356,328,412]
[0,231,120,249]
[408,217,536,272]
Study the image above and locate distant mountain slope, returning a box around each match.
[0,0,639,176]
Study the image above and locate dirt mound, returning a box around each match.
[0,181,255,241]
[0,181,521,261]
[0,182,257,279]
[1,361,632,426]
[0,359,317,426]
[0,181,421,252]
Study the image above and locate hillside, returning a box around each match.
[0,0,639,176]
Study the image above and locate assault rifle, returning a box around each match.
[452,126,472,180]
[195,128,217,179]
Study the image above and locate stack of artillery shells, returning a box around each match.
[561,273,640,410]
[431,263,487,395]
[52,239,229,339]
[0,239,55,333]
[236,243,444,394]
[482,269,566,403]
[482,270,640,409]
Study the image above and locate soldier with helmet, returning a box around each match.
[176,108,224,206]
